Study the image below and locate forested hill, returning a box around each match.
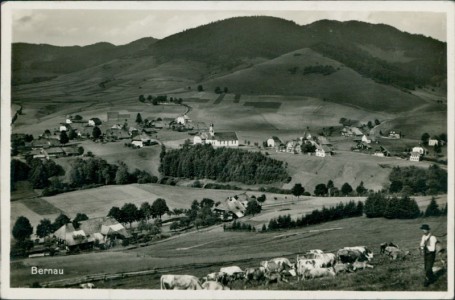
[12,37,157,85]
[12,16,446,89]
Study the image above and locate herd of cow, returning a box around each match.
[159,243,412,290]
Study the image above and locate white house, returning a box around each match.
[412,146,426,155]
[88,118,102,127]
[389,130,401,139]
[59,123,71,132]
[315,145,332,157]
[65,118,72,124]
[428,138,439,146]
[267,136,282,148]
[176,114,190,125]
[193,124,238,147]
[361,135,372,144]
[373,150,385,157]
[410,152,421,162]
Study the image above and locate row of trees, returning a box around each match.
[388,165,447,195]
[364,192,421,219]
[223,220,256,232]
[264,200,364,231]
[108,199,170,228]
[159,144,289,184]
[11,158,65,190]
[314,180,368,197]
[139,94,183,105]
[170,198,221,231]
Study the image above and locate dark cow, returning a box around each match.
[160,275,203,290]
[380,242,399,254]
[244,267,266,284]
[337,248,369,264]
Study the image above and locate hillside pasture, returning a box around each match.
[10,216,447,291]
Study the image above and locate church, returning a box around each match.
[193,124,239,147]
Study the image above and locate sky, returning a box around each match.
[12,9,447,46]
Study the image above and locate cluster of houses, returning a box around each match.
[53,217,130,252]
[266,132,333,158]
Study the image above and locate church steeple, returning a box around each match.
[209,123,214,136]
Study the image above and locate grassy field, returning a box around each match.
[10,216,448,291]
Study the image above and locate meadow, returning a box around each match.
[10,215,447,291]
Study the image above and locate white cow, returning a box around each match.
[202,281,230,290]
[342,246,373,261]
[312,253,337,268]
[296,258,317,281]
[80,283,95,289]
[304,267,336,279]
[160,275,203,290]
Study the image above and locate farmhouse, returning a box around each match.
[388,130,401,139]
[193,124,238,147]
[342,126,363,137]
[53,217,129,251]
[59,123,72,132]
[131,133,152,148]
[267,136,282,148]
[412,146,427,155]
[43,147,65,158]
[315,145,332,158]
[361,135,372,144]
[409,151,421,162]
[88,118,102,127]
[176,114,190,125]
[428,138,439,146]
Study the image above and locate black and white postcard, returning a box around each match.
[1,1,454,299]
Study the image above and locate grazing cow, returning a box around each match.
[296,258,317,280]
[387,248,410,260]
[80,283,95,289]
[334,262,354,274]
[205,272,225,282]
[312,253,337,268]
[202,281,230,290]
[245,267,266,284]
[269,258,297,276]
[337,249,368,264]
[380,242,399,254]
[383,246,400,256]
[352,260,374,271]
[304,267,336,279]
[160,275,203,290]
[342,246,373,261]
[219,266,244,284]
[264,272,287,285]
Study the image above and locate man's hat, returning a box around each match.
[420,224,430,230]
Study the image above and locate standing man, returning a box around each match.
[420,224,437,286]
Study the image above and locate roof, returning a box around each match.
[63,147,79,155]
[269,136,281,143]
[45,147,64,154]
[351,127,363,136]
[213,132,238,141]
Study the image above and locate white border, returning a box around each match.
[1,1,454,299]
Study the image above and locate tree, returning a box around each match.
[389,180,403,193]
[200,198,215,208]
[68,129,77,140]
[245,200,262,216]
[355,181,367,196]
[72,213,89,229]
[257,194,267,203]
[425,197,441,217]
[223,87,228,93]
[121,203,139,227]
[421,132,430,145]
[314,183,328,196]
[92,126,102,140]
[115,162,129,184]
[374,119,380,126]
[341,183,353,196]
[367,121,373,129]
[214,86,222,94]
[327,180,335,196]
[147,95,152,102]
[13,216,33,241]
[36,218,53,238]
[152,98,158,105]
[28,162,49,189]
[138,95,145,102]
[59,131,69,144]
[197,85,204,92]
[53,214,70,231]
[78,146,84,155]
[291,183,305,200]
[151,198,169,220]
[140,202,153,222]
[108,206,124,223]
[301,143,316,154]
[136,113,143,124]
[74,115,83,121]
